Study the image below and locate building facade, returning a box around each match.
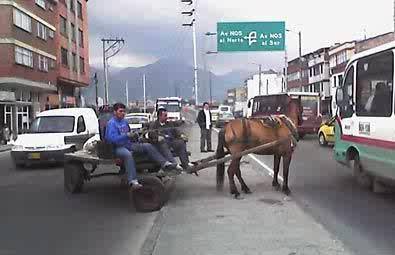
[0,0,89,137]
[328,41,356,115]
[246,69,285,100]
[56,0,90,109]
[287,57,309,92]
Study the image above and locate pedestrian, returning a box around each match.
[196,102,214,152]
[105,103,176,190]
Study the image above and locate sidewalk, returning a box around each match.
[0,144,12,152]
[142,124,352,255]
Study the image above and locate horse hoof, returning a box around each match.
[234,194,244,200]
[243,189,252,194]
[282,187,291,196]
[272,182,281,191]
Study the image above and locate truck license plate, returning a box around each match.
[28,153,41,160]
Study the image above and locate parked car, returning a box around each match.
[318,116,335,146]
[125,113,151,131]
[216,112,235,128]
[11,108,99,168]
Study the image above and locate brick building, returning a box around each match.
[0,0,89,136]
[287,57,309,92]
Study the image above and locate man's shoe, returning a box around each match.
[163,161,177,170]
[188,162,195,167]
[129,181,143,191]
[207,149,215,152]
[201,150,207,153]
[175,164,184,172]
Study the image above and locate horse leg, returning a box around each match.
[227,159,240,198]
[282,153,292,195]
[234,157,251,194]
[272,154,281,190]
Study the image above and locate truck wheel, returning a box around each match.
[132,176,165,212]
[318,133,327,146]
[353,156,373,190]
[64,162,84,194]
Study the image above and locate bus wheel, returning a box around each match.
[353,156,373,190]
[318,133,327,146]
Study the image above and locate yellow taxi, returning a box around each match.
[318,116,335,146]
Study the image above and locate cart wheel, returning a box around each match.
[64,162,84,194]
[132,176,165,212]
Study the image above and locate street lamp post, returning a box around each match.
[205,32,217,105]
[286,29,303,92]
[250,63,263,95]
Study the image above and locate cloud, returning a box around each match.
[87,0,394,74]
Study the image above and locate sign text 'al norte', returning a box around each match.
[217,22,285,52]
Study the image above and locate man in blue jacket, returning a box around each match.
[105,103,175,190]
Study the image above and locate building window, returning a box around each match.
[77,1,83,19]
[79,57,85,73]
[61,47,68,67]
[15,46,33,67]
[48,29,55,39]
[13,9,32,32]
[37,22,47,40]
[70,0,75,13]
[78,29,84,47]
[72,53,77,72]
[60,15,67,37]
[356,50,393,117]
[71,23,76,42]
[38,55,49,72]
[309,68,312,77]
[35,0,46,9]
[333,76,337,88]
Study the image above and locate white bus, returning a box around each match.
[155,97,184,122]
[335,41,395,190]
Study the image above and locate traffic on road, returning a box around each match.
[1,1,395,254]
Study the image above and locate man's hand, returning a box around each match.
[127,131,139,140]
[180,134,188,142]
[158,135,165,142]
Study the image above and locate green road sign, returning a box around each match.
[217,21,285,52]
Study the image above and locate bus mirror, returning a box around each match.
[335,88,344,106]
[247,100,252,108]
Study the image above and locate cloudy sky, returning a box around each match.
[88,0,394,74]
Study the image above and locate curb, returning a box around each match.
[140,205,168,255]
[0,145,12,153]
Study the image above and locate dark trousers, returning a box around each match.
[156,139,190,168]
[200,128,212,151]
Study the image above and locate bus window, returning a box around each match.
[339,66,354,119]
[356,51,393,117]
[300,96,318,118]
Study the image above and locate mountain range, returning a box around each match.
[81,58,251,105]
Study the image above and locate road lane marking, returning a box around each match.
[212,127,284,183]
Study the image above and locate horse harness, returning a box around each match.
[227,116,298,147]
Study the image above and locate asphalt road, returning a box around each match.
[253,135,395,255]
[0,150,157,255]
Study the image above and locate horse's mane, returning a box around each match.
[278,115,297,131]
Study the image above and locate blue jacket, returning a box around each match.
[105,117,131,148]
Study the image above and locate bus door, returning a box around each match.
[336,65,355,137]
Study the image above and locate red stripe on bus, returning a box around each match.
[341,135,395,150]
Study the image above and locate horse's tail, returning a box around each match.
[216,129,226,190]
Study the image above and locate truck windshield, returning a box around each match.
[157,103,181,112]
[300,96,318,117]
[29,116,75,133]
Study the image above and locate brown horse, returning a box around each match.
[216,99,301,198]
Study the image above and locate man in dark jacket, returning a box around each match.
[149,108,192,170]
[196,102,214,152]
[105,103,175,190]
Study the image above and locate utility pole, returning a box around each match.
[143,74,147,113]
[209,72,212,104]
[266,79,269,95]
[125,80,129,107]
[93,73,98,109]
[101,37,125,105]
[205,32,217,105]
[181,0,198,106]
[258,64,262,95]
[298,31,303,92]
